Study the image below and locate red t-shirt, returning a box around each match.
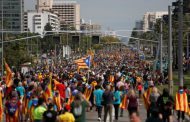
[137,85,142,91]
[56,84,66,99]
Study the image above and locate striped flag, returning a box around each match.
[143,87,153,110]
[120,94,127,109]
[175,91,189,113]
[44,74,53,101]
[54,93,62,111]
[75,56,91,72]
[4,60,13,87]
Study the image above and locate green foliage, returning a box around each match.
[100,36,120,43]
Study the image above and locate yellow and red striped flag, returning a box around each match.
[4,60,13,87]
[143,87,153,110]
[54,93,62,111]
[44,74,53,101]
[175,91,189,113]
[120,94,127,109]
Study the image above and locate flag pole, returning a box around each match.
[87,56,91,84]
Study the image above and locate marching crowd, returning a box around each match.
[0,46,190,122]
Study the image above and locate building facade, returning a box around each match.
[24,10,60,35]
[52,1,80,30]
[0,0,24,31]
[142,12,167,32]
[36,0,53,11]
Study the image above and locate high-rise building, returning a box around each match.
[52,0,80,30]
[0,0,24,31]
[142,12,167,32]
[24,10,60,35]
[36,0,53,11]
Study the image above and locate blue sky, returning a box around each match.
[25,0,175,34]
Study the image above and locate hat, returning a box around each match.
[64,104,71,111]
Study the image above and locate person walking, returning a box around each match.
[43,103,57,122]
[148,87,160,117]
[71,93,90,122]
[33,98,47,122]
[175,86,189,122]
[157,88,174,122]
[93,85,104,121]
[58,104,75,122]
[127,89,138,115]
[113,87,121,121]
[102,85,114,122]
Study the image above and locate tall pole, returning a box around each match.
[168,6,173,95]
[1,0,4,76]
[160,19,163,75]
[187,33,189,59]
[178,0,184,87]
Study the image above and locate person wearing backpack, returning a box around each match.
[71,92,90,122]
[157,88,174,122]
[5,96,21,122]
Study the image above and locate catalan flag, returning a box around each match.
[143,87,153,110]
[120,94,127,109]
[4,60,13,87]
[75,56,91,72]
[54,93,62,111]
[44,74,53,101]
[175,91,189,113]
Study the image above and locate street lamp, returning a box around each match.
[1,0,4,77]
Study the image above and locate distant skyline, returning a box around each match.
[25,0,175,35]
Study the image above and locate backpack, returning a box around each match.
[7,100,18,116]
[73,104,82,116]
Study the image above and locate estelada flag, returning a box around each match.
[175,91,189,113]
[0,91,3,121]
[4,60,13,87]
[44,74,53,101]
[54,93,62,111]
[143,87,153,110]
[120,94,127,109]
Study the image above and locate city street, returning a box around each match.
[86,99,147,122]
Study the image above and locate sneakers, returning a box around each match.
[98,117,101,121]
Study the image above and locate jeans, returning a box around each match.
[97,106,102,118]
[104,104,113,122]
[114,104,120,120]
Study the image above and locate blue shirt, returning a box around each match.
[93,89,104,106]
[114,91,121,104]
[16,86,25,96]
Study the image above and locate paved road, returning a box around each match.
[86,99,190,122]
[86,99,147,122]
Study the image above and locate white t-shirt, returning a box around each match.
[66,87,71,98]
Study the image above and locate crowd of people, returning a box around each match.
[0,45,190,122]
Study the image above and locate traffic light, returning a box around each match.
[53,36,61,44]
[91,36,100,44]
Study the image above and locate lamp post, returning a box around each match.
[178,0,184,87]
[1,0,4,77]
[168,5,173,95]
